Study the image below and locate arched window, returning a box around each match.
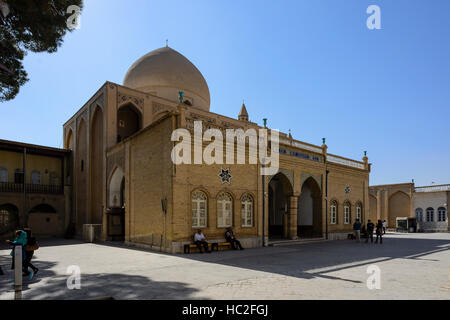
[426,207,434,222]
[356,202,362,221]
[415,208,423,222]
[31,170,41,185]
[241,194,253,227]
[0,167,7,183]
[344,201,351,224]
[217,192,233,228]
[438,207,447,222]
[330,200,337,224]
[192,191,207,228]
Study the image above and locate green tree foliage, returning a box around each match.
[0,0,83,102]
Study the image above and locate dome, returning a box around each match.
[123,47,210,111]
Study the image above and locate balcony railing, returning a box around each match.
[0,182,63,194]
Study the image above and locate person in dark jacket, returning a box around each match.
[225,227,244,250]
[366,220,375,243]
[375,220,383,244]
[353,219,362,242]
[24,232,39,279]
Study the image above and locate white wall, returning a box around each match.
[413,191,448,232]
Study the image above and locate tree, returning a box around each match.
[0,0,83,102]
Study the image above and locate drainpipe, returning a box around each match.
[325,169,329,240]
[262,163,265,247]
[23,147,27,227]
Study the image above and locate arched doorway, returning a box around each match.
[28,204,59,236]
[108,167,124,208]
[298,177,322,238]
[106,167,125,241]
[117,103,142,142]
[0,204,19,237]
[268,173,293,239]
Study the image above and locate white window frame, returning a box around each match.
[241,194,253,227]
[217,192,233,228]
[330,202,337,224]
[192,191,207,228]
[344,203,350,224]
[356,204,362,221]
[426,208,434,222]
[415,208,423,222]
[0,167,7,183]
[438,207,446,222]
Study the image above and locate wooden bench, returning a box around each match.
[183,242,232,253]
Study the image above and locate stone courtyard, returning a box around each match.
[0,233,449,300]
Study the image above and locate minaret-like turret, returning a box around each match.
[238,102,249,121]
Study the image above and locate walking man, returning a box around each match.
[366,220,375,243]
[353,219,362,243]
[382,220,387,234]
[375,220,383,244]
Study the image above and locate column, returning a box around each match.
[289,195,298,240]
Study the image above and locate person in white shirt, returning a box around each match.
[382,220,387,234]
[194,229,210,253]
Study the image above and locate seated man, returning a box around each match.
[194,229,210,253]
[225,227,244,250]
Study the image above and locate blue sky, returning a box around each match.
[1,0,449,186]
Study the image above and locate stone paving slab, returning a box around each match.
[0,233,449,300]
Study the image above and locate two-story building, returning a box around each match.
[0,139,71,238]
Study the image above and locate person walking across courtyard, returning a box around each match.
[353,219,361,243]
[6,230,28,274]
[375,220,383,244]
[24,231,39,280]
[382,220,387,234]
[366,220,375,243]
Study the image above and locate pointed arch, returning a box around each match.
[298,176,322,237]
[388,190,411,227]
[75,118,88,231]
[90,105,104,224]
[65,128,74,150]
[268,172,294,239]
[108,166,125,208]
[117,102,142,142]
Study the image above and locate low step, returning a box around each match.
[269,238,327,247]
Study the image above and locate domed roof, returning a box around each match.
[123,47,210,111]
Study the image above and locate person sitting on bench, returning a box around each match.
[225,227,244,250]
[194,229,211,253]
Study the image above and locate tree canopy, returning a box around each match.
[0,0,83,102]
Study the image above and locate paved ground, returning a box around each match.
[0,233,449,300]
